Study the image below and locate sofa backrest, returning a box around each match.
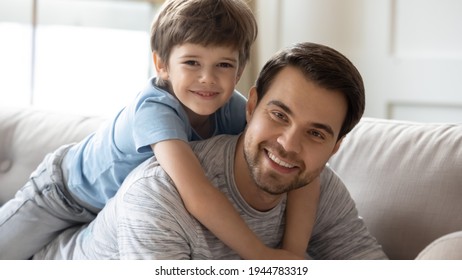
[2,108,461,259]
[328,117,462,259]
[0,107,105,205]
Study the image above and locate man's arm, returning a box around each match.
[307,165,388,260]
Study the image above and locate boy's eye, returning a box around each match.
[217,62,234,68]
[184,60,199,66]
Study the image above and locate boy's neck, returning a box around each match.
[188,111,214,139]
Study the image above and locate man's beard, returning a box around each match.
[243,141,315,195]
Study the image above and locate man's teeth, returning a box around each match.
[267,151,295,168]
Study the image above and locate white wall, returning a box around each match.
[254,0,462,122]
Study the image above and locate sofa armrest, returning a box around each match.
[0,107,105,205]
[416,231,462,260]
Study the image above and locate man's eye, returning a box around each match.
[309,130,325,140]
[271,111,287,121]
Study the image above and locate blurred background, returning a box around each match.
[1,0,461,122]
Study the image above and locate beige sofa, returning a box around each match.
[1,106,461,259]
[328,118,462,260]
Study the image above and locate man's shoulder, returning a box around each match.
[190,134,238,167]
[320,164,343,191]
[318,164,352,205]
[189,134,237,151]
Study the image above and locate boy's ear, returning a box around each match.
[152,52,169,80]
[246,87,258,122]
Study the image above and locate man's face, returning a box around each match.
[243,66,347,196]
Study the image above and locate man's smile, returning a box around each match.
[265,149,299,173]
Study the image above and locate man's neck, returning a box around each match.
[233,135,284,212]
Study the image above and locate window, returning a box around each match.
[0,0,160,117]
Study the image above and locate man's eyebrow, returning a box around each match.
[267,100,335,137]
[267,100,292,114]
[312,123,335,137]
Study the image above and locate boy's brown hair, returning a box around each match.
[151,0,257,73]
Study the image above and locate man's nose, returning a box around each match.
[277,127,302,154]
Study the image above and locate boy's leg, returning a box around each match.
[0,145,96,260]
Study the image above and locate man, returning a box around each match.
[33,42,388,260]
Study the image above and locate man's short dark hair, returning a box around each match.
[255,42,365,140]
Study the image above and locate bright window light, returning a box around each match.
[0,23,32,106]
[0,0,158,117]
[33,25,151,117]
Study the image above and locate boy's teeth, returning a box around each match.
[267,151,294,168]
[196,91,216,97]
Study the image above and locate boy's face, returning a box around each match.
[241,66,347,197]
[155,43,242,117]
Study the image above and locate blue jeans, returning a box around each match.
[0,145,96,259]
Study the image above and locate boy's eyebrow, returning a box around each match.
[180,54,238,62]
[219,56,239,63]
[223,57,238,62]
[266,100,335,137]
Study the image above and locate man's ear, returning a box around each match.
[152,52,169,80]
[331,136,344,156]
[246,87,258,122]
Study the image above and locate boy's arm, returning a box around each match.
[283,177,320,258]
[152,139,301,260]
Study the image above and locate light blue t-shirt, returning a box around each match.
[63,77,247,209]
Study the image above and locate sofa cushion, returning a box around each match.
[0,107,105,205]
[328,117,462,259]
[416,231,462,259]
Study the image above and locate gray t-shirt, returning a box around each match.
[34,134,387,260]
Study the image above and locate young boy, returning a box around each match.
[0,0,318,259]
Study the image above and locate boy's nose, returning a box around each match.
[199,67,217,84]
